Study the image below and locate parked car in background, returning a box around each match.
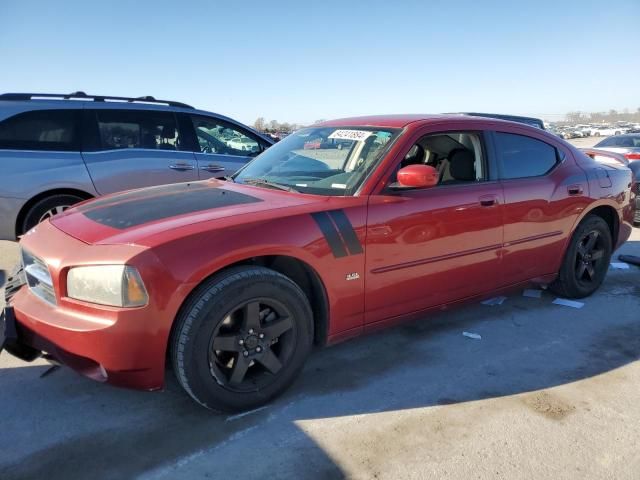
[0,92,273,240]
[592,126,625,136]
[226,136,261,153]
[574,125,592,137]
[629,161,640,225]
[2,114,634,411]
[594,134,640,161]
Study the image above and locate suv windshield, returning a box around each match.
[234,126,399,195]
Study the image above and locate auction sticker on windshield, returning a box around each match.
[328,129,373,141]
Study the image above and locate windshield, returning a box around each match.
[234,126,399,195]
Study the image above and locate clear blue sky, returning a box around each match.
[1,0,639,125]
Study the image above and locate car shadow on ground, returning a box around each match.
[1,242,639,480]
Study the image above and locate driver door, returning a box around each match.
[188,114,269,178]
[364,129,505,325]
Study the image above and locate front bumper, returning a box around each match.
[4,286,166,390]
[1,220,184,391]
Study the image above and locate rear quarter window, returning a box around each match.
[494,132,558,179]
[0,109,79,151]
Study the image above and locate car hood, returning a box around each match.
[50,180,326,245]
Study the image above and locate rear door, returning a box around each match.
[81,109,198,194]
[185,114,270,178]
[492,129,589,284]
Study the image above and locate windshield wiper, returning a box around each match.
[241,178,299,193]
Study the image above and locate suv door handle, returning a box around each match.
[479,194,498,207]
[169,162,195,171]
[567,185,583,195]
[200,164,225,172]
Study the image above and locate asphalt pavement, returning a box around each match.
[1,227,639,479]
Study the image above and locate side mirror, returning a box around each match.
[392,164,439,190]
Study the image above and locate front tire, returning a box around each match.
[171,266,313,411]
[550,215,612,298]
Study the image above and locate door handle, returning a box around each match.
[567,185,583,195]
[479,195,498,207]
[200,164,225,172]
[169,163,195,171]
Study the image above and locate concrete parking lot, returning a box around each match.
[0,137,638,479]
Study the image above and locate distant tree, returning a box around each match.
[269,120,279,131]
[314,119,326,124]
[253,117,266,131]
[566,111,584,123]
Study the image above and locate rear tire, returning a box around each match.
[171,266,313,412]
[21,194,85,234]
[550,215,612,298]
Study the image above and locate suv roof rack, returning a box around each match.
[0,91,194,109]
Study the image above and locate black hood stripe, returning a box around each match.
[77,182,213,213]
[83,185,261,230]
[311,212,348,258]
[328,209,364,255]
[311,209,363,258]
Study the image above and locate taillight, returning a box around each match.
[625,153,640,160]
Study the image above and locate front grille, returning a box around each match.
[21,249,56,305]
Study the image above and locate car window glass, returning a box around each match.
[192,116,263,156]
[598,136,640,148]
[0,109,77,151]
[234,127,398,196]
[95,110,180,151]
[393,132,485,186]
[494,132,557,179]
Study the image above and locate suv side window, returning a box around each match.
[191,115,264,156]
[95,110,181,151]
[0,109,78,151]
[494,132,558,179]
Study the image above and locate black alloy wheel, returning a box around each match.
[172,266,313,412]
[209,299,296,392]
[574,230,607,287]
[551,215,612,298]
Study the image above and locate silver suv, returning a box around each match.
[0,92,273,240]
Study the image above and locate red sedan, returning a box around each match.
[1,114,635,411]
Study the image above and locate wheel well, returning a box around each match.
[16,188,93,236]
[585,205,618,246]
[173,256,330,348]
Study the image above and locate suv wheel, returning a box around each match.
[550,215,612,298]
[21,194,85,234]
[171,266,313,412]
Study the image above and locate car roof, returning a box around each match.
[0,93,274,144]
[316,114,539,129]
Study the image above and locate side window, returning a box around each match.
[0,109,78,151]
[95,110,180,151]
[191,116,264,156]
[494,132,558,179]
[395,131,485,185]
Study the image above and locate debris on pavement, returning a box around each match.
[618,254,640,267]
[40,365,61,378]
[462,331,482,340]
[480,296,507,306]
[610,262,630,270]
[523,289,543,298]
[552,298,585,309]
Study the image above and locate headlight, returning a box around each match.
[66,265,148,307]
